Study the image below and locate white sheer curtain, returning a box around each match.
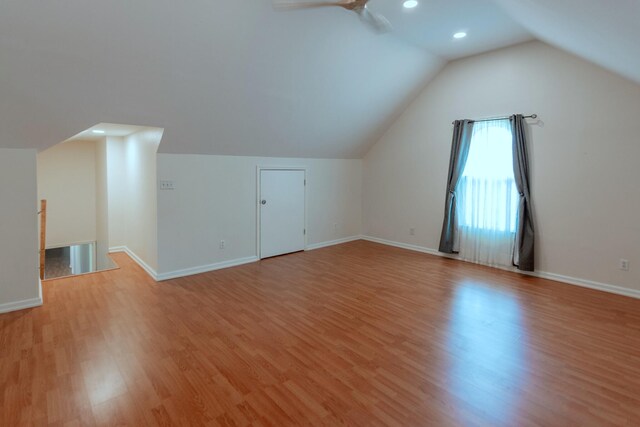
[456,119,518,267]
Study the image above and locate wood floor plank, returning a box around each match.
[1,240,640,426]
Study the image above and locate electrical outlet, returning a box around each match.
[160,180,175,190]
[219,240,226,249]
[619,259,629,271]
[334,223,338,234]
[409,228,415,236]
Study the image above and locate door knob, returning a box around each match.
[261,200,267,205]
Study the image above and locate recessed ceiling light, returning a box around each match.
[403,0,418,9]
[453,32,467,39]
[92,129,106,134]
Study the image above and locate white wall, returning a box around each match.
[106,136,127,249]
[124,130,160,271]
[156,155,362,276]
[37,140,97,248]
[95,139,110,270]
[106,131,161,273]
[363,41,640,294]
[0,149,40,312]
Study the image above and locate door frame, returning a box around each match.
[256,166,308,259]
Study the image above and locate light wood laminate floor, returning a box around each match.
[1,241,639,426]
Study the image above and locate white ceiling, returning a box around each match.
[492,0,640,86]
[0,0,637,158]
[65,123,157,142]
[374,0,532,59]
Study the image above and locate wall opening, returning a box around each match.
[37,123,163,280]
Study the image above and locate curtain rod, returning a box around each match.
[452,114,537,125]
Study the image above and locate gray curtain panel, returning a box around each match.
[439,120,474,253]
[511,114,535,271]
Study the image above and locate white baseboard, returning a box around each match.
[156,256,260,281]
[530,271,640,299]
[361,235,640,300]
[0,296,43,314]
[361,235,442,257]
[110,246,158,281]
[306,235,362,251]
[110,235,640,300]
[152,235,360,282]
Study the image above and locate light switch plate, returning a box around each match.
[160,180,175,190]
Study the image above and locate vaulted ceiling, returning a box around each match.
[0,0,637,158]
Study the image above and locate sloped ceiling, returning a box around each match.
[493,0,640,86]
[0,0,636,158]
[0,0,439,158]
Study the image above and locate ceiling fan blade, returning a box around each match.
[273,1,351,10]
[358,6,392,33]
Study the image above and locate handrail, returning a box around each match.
[39,200,47,280]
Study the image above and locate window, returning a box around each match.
[455,119,518,267]
[457,119,518,233]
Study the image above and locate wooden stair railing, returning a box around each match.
[39,200,47,280]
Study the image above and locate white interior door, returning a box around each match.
[260,169,305,259]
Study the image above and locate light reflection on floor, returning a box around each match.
[446,281,527,423]
[83,355,128,407]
